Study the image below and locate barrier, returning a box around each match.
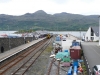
[67,66,72,75]
[73,66,78,75]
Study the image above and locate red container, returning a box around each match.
[70,46,81,59]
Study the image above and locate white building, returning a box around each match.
[85,26,99,41]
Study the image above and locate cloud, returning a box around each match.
[0,0,100,15]
[0,0,12,3]
[50,0,68,4]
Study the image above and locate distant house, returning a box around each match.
[85,26,99,41]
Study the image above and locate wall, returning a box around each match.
[0,37,36,53]
[85,27,91,41]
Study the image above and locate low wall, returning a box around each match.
[0,37,36,53]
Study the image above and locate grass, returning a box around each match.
[81,56,88,75]
[45,45,53,52]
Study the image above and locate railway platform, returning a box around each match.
[0,38,45,63]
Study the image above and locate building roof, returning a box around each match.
[91,26,99,37]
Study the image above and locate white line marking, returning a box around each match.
[88,65,90,68]
[92,49,100,57]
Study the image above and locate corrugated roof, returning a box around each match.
[91,26,99,37]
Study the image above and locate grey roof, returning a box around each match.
[91,26,99,36]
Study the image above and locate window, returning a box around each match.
[94,66,98,71]
[91,37,94,41]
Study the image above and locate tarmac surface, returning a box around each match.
[81,42,100,72]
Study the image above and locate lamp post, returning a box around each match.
[7,25,10,50]
[80,28,81,40]
[16,26,19,36]
[99,16,100,45]
[56,25,58,34]
[32,27,34,40]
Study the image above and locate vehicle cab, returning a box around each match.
[92,65,100,75]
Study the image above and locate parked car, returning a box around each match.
[62,36,66,41]
[92,65,100,75]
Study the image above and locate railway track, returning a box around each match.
[46,58,60,75]
[0,38,51,75]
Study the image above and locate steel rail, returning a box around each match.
[46,58,55,75]
[46,58,60,75]
[11,39,51,75]
[56,60,60,75]
[0,39,47,75]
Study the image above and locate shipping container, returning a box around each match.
[55,36,61,41]
[61,62,70,67]
[70,46,81,59]
[73,60,78,66]
[72,41,80,46]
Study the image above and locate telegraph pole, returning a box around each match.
[99,16,100,45]
[7,25,10,50]
[80,28,81,40]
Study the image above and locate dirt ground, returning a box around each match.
[25,41,53,75]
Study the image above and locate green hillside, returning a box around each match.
[0,10,99,31]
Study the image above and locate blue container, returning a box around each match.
[78,59,83,62]
[72,42,75,46]
[74,66,78,73]
[56,37,61,41]
[64,50,68,52]
[67,66,72,75]
[73,60,78,67]
[76,42,80,46]
[72,42,80,46]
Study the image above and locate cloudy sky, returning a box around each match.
[0,0,100,16]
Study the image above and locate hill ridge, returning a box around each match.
[0,10,99,31]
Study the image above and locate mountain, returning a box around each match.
[0,10,99,31]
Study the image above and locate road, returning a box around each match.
[81,42,100,71]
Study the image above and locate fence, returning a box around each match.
[0,37,36,53]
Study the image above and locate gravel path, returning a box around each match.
[25,41,53,75]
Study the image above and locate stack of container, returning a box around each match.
[70,40,81,59]
[72,40,80,46]
[55,51,71,67]
[55,36,61,41]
